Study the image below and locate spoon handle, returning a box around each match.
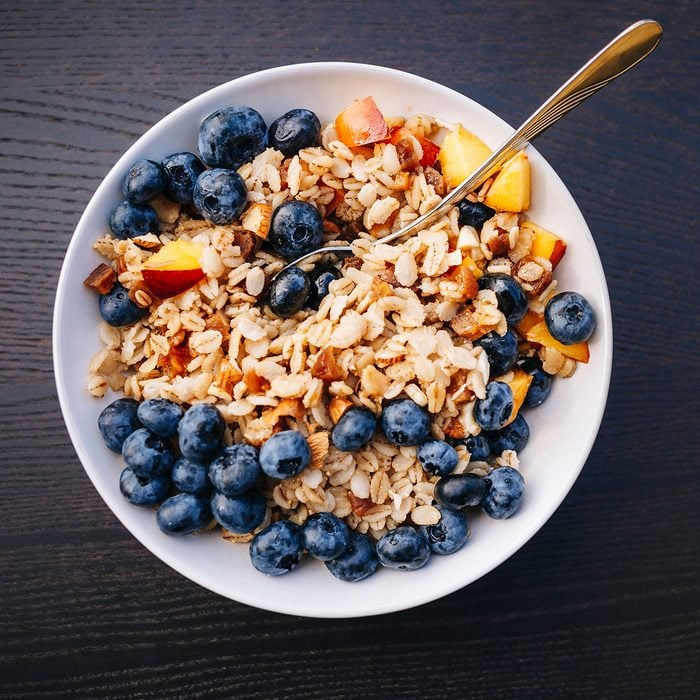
[377,19,662,246]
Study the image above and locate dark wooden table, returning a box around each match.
[2,1,698,697]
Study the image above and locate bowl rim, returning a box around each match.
[53,61,612,617]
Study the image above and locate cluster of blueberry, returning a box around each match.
[97,392,526,582]
[101,105,334,324]
[248,398,526,581]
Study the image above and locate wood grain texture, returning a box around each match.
[1,0,698,697]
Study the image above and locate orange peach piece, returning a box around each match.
[521,221,567,268]
[503,368,533,424]
[438,125,492,188]
[141,239,204,298]
[525,321,590,363]
[515,310,543,336]
[483,150,530,212]
[335,97,389,148]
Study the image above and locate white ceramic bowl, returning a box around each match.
[53,62,612,617]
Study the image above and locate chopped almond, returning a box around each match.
[443,417,466,439]
[349,493,375,516]
[450,306,491,340]
[241,203,272,240]
[424,166,446,196]
[261,398,306,426]
[214,361,243,395]
[233,229,256,260]
[244,369,270,394]
[311,347,344,382]
[395,137,420,171]
[307,431,330,470]
[328,396,353,424]
[83,263,115,294]
[206,310,231,344]
[447,260,479,302]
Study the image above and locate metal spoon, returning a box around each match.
[275,19,662,275]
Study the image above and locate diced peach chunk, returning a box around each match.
[521,221,567,267]
[438,125,492,188]
[502,368,533,424]
[335,97,389,148]
[525,321,590,363]
[141,240,205,298]
[484,150,530,212]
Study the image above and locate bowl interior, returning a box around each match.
[53,62,612,618]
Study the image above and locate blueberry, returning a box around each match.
[178,404,225,464]
[119,467,169,506]
[156,493,211,536]
[109,200,159,240]
[457,200,495,228]
[193,168,247,225]
[302,513,350,561]
[518,356,553,407]
[325,531,379,582]
[259,430,310,479]
[417,439,458,477]
[477,273,528,325]
[122,159,168,203]
[420,506,469,555]
[161,151,206,204]
[249,521,303,576]
[98,398,141,453]
[376,526,431,571]
[198,106,267,169]
[208,444,261,496]
[481,466,525,519]
[474,381,513,431]
[381,399,431,446]
[308,265,342,309]
[268,200,323,261]
[171,458,211,495]
[268,266,311,318]
[475,330,519,377]
[210,489,266,534]
[137,398,183,438]
[435,473,486,509]
[268,108,321,156]
[485,413,530,454]
[331,407,377,452]
[463,435,491,461]
[98,282,149,327]
[121,428,174,478]
[545,291,596,344]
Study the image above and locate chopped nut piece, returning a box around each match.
[349,493,375,516]
[328,396,353,424]
[241,202,272,240]
[392,171,411,191]
[150,195,181,224]
[307,431,330,470]
[115,255,127,276]
[443,416,466,439]
[447,260,479,302]
[233,229,256,260]
[131,234,162,251]
[128,280,154,308]
[487,232,511,255]
[205,310,231,344]
[243,369,270,394]
[451,306,489,339]
[83,263,115,294]
[395,137,420,171]
[214,360,243,395]
[261,398,306,427]
[311,346,344,382]
[424,166,446,196]
[342,256,363,270]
